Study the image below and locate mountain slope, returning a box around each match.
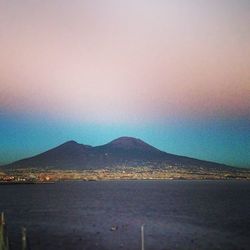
[2,136,236,171]
[8,141,92,169]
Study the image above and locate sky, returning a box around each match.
[0,0,249,167]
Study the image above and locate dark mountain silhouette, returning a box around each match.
[2,136,236,171]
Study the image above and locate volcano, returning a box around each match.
[2,136,236,171]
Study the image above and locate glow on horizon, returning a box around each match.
[1,0,250,122]
[0,1,250,167]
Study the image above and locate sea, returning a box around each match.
[0,180,250,250]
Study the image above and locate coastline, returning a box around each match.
[1,167,250,184]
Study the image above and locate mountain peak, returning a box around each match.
[107,136,156,151]
[57,140,80,148]
[60,140,92,149]
[110,136,144,143]
[63,140,79,145]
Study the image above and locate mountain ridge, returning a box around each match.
[1,136,238,171]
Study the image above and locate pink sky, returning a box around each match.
[0,0,250,122]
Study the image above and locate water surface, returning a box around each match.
[0,180,250,249]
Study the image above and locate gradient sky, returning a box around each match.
[0,0,250,167]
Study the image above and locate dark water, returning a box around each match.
[0,180,250,250]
